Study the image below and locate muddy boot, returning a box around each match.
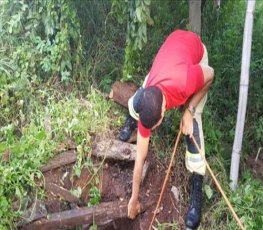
[119,115,137,142]
[185,173,203,230]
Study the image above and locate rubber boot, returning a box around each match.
[185,173,203,229]
[119,115,137,142]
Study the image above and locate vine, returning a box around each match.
[0,0,82,83]
[0,0,82,126]
[112,0,153,81]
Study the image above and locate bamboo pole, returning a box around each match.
[230,0,256,190]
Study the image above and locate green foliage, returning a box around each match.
[0,0,82,82]
[0,89,112,228]
[154,219,178,230]
[142,0,188,70]
[229,171,263,229]
[112,0,188,83]
[202,171,263,230]
[202,110,224,156]
[88,186,102,206]
[202,0,246,151]
[255,116,263,144]
[0,0,262,229]
[246,0,263,149]
[202,0,263,156]
[74,0,124,93]
[0,0,83,128]
[113,0,152,80]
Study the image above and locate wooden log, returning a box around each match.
[109,81,138,108]
[23,200,154,230]
[17,200,47,226]
[45,183,81,205]
[41,150,76,172]
[92,139,136,161]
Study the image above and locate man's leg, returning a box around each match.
[185,95,207,176]
[119,115,137,141]
[184,117,205,230]
[119,74,149,142]
[184,43,209,229]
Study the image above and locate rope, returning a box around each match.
[191,136,245,230]
[148,129,182,230]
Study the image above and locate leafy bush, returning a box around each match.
[202,0,263,156]
[0,0,82,82]
[0,0,83,127]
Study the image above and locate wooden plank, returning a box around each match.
[41,150,77,172]
[92,139,137,161]
[23,200,153,230]
[109,81,138,108]
[45,183,81,205]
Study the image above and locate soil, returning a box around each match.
[100,150,189,230]
[20,133,191,230]
[246,148,263,184]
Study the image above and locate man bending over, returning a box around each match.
[119,30,214,229]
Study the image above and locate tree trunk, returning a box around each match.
[189,0,202,35]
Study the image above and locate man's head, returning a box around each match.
[138,86,165,129]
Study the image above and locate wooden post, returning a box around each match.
[230,0,256,190]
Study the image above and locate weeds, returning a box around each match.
[201,170,263,230]
[153,219,178,230]
[0,88,113,228]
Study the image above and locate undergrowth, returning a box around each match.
[0,88,114,229]
[201,167,263,230]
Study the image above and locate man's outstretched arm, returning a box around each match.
[128,131,150,219]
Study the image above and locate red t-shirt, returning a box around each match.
[139,30,205,137]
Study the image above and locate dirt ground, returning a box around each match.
[20,130,263,230]
[246,148,263,184]
[20,131,192,230]
[100,149,189,230]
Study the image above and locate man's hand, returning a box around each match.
[128,197,141,219]
[180,109,194,137]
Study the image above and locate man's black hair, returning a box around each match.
[138,86,163,129]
